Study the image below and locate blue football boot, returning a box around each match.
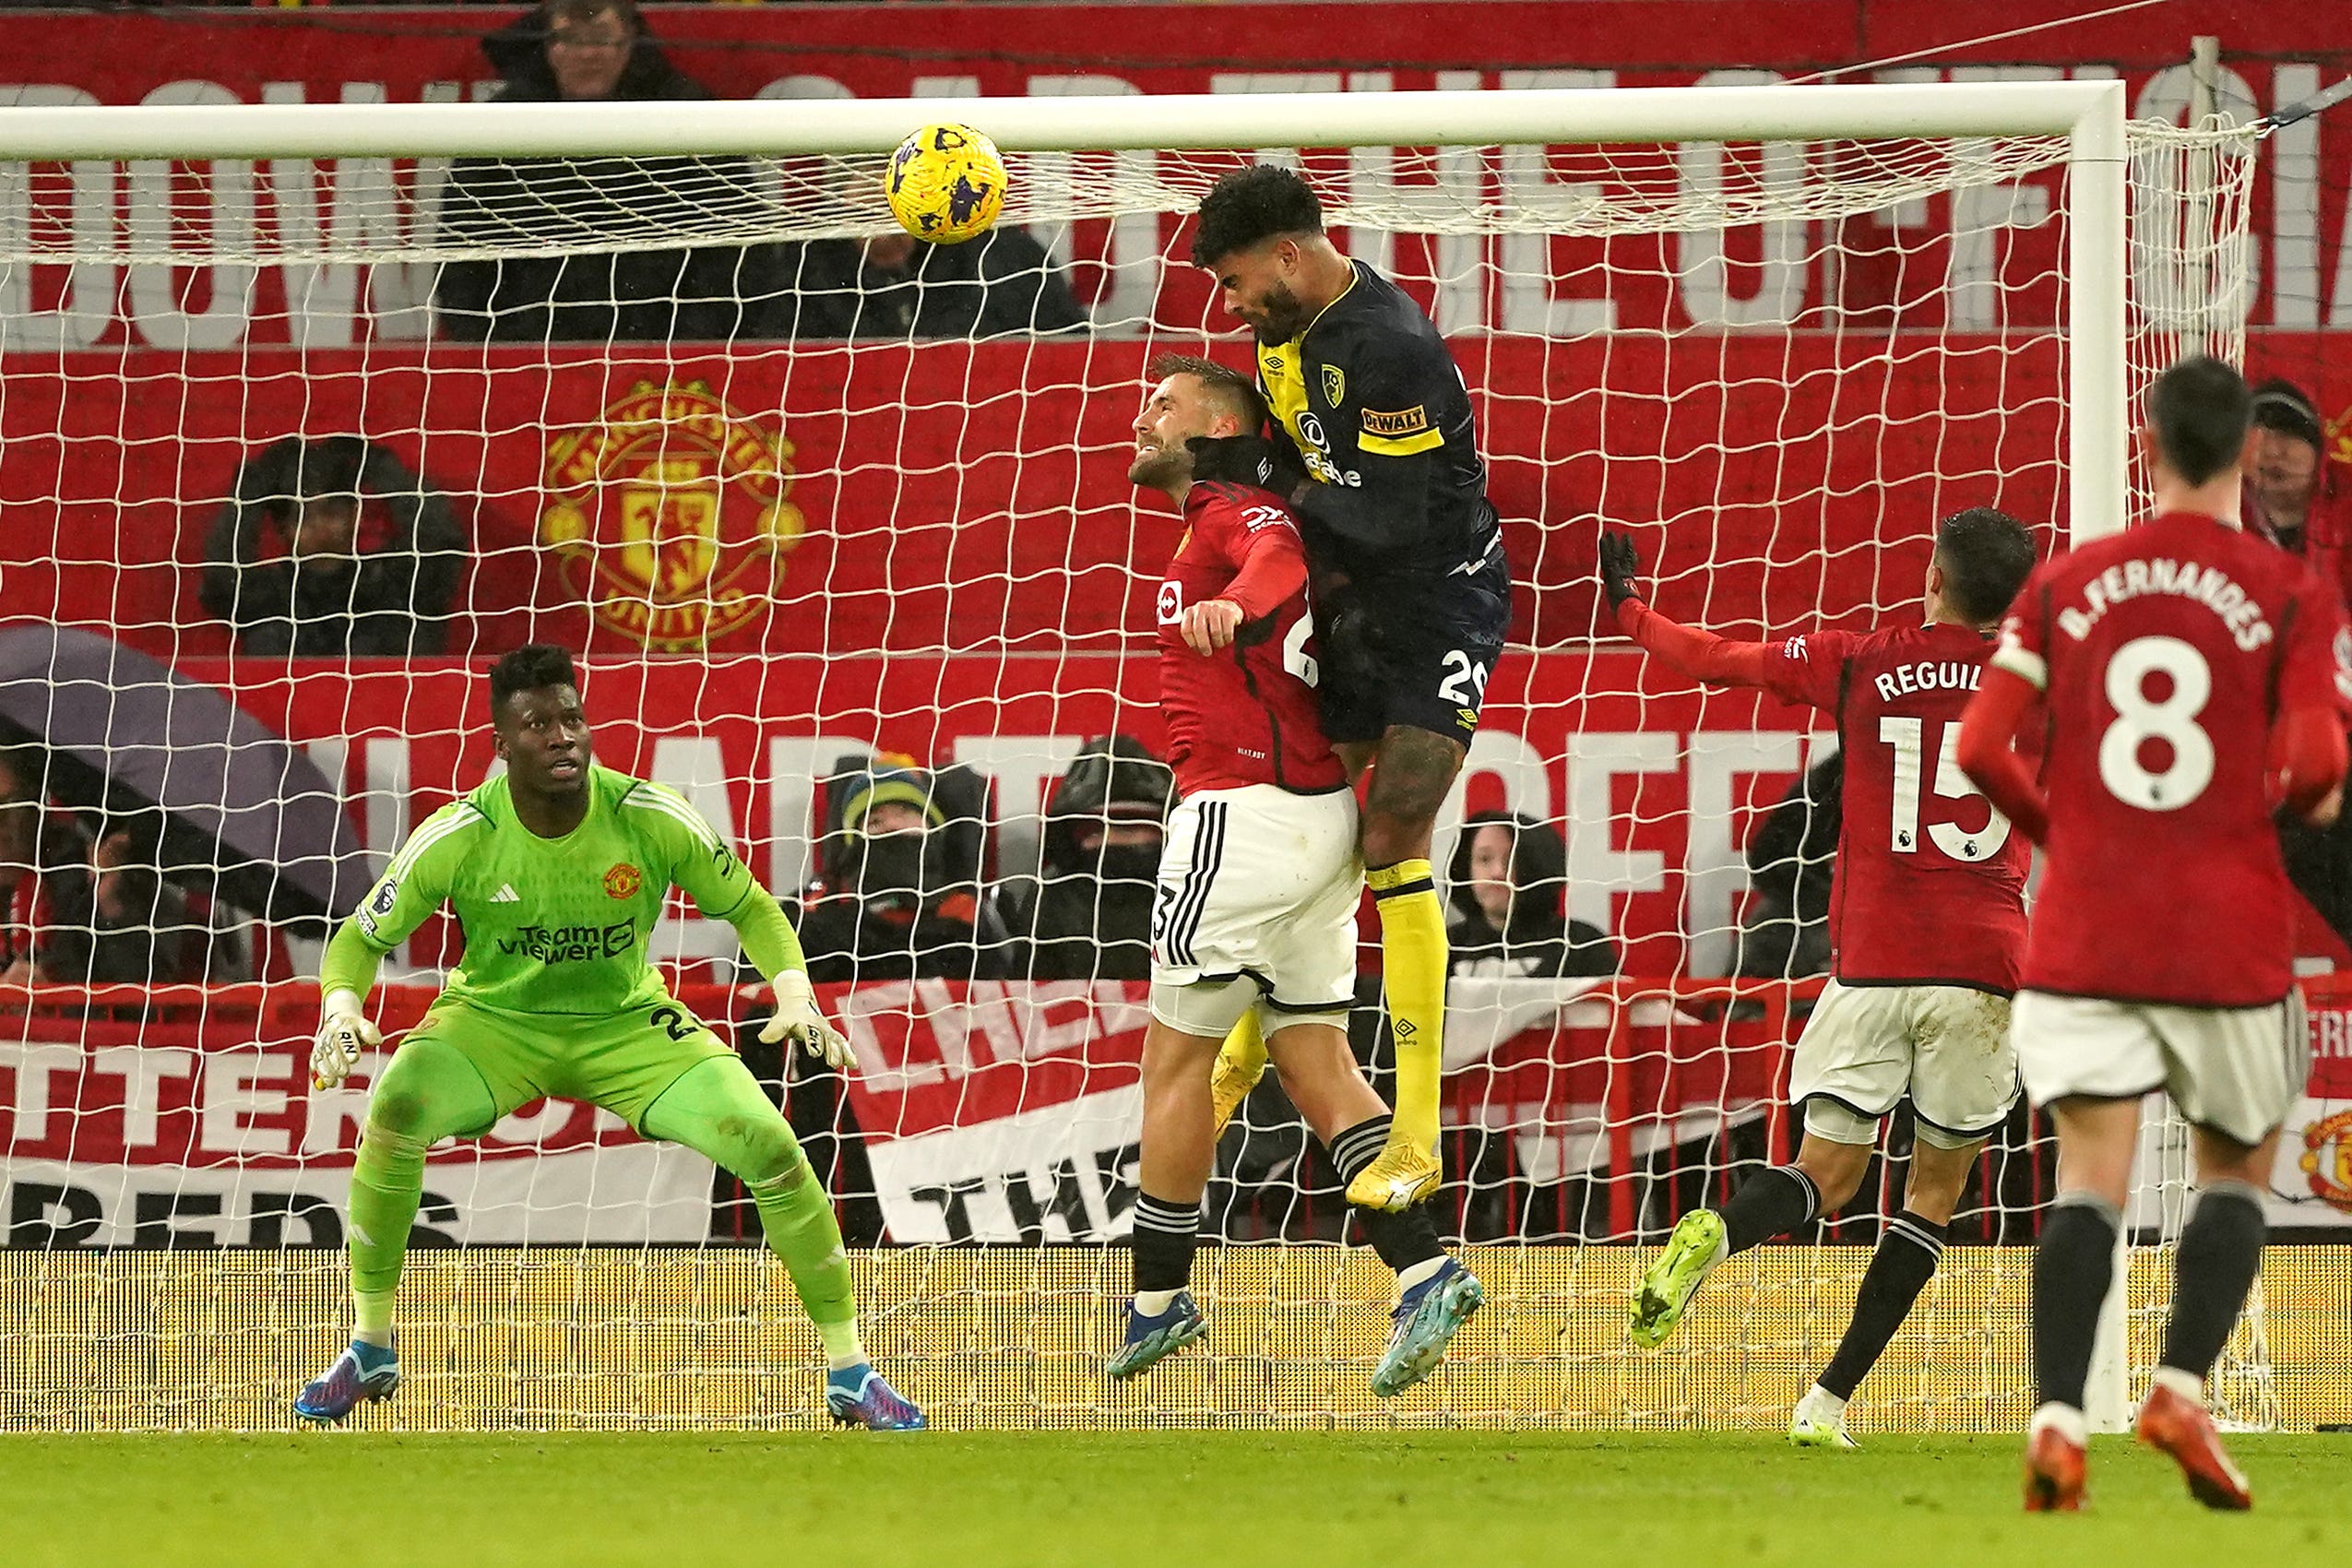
[826,1363,927,1431]
[1106,1290,1209,1381]
[1371,1259,1483,1397]
[292,1336,400,1425]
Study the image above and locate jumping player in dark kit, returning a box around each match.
[1186,164,1515,1213]
[1106,354,1482,1396]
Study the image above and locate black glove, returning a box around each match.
[1185,434,1277,488]
[1598,530,1644,611]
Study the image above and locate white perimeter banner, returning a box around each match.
[837,979,1149,1243]
[1,1025,716,1246]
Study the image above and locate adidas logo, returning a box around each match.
[490,884,520,904]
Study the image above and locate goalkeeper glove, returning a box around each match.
[310,989,382,1090]
[1184,434,1279,489]
[1598,529,1644,611]
[762,970,855,1073]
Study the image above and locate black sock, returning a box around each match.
[2033,1193,2119,1411]
[1331,1115,1444,1275]
[1817,1209,1945,1400]
[1718,1165,1822,1253]
[2160,1181,2267,1382]
[1131,1193,1200,1295]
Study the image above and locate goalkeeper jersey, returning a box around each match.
[350,766,763,1017]
[1254,258,1502,583]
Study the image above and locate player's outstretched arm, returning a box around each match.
[309,919,386,1089]
[1599,529,1774,688]
[1955,667,2049,844]
[733,891,856,1073]
[2271,704,2348,826]
[646,783,855,1073]
[309,802,477,1088]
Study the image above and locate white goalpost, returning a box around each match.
[0,81,2274,1432]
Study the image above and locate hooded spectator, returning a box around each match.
[793,757,1007,983]
[1733,754,1841,980]
[199,435,462,658]
[1445,812,1615,980]
[995,735,1174,980]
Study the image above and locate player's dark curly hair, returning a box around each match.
[1933,507,2037,624]
[2148,353,2251,486]
[1146,351,1266,430]
[1190,164,1324,267]
[488,643,580,720]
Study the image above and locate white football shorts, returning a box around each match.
[1148,783,1360,1037]
[1792,980,2019,1149]
[2009,989,2309,1148]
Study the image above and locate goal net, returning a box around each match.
[0,84,2297,1433]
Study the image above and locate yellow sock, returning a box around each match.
[1220,1008,1266,1075]
[1209,1008,1268,1135]
[1367,858,1446,1152]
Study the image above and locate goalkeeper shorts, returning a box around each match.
[1148,783,1359,1036]
[1792,980,2018,1148]
[400,994,733,1134]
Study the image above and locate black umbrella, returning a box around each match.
[0,626,374,932]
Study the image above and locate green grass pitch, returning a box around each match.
[8,1431,2345,1565]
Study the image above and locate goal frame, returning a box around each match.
[1,78,2153,1431]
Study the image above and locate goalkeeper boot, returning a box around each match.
[1107,1290,1208,1381]
[1788,1386,1859,1450]
[2135,1379,2251,1511]
[1629,1208,1727,1349]
[292,1336,400,1425]
[1345,1141,1443,1214]
[1370,1258,1483,1397]
[2021,1416,2087,1513]
[1208,1034,1267,1140]
[826,1363,926,1431]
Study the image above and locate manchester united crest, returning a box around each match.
[539,379,805,649]
[2298,1107,2352,1213]
[603,862,644,900]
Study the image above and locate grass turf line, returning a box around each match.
[5,1431,2344,1566]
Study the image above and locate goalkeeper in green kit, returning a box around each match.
[293,645,923,1431]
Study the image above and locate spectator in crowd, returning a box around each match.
[782,228,1089,340]
[200,435,462,658]
[994,734,1173,980]
[0,752,244,987]
[1732,754,1841,980]
[2242,377,2338,576]
[434,0,784,344]
[793,758,1009,982]
[1444,812,1615,980]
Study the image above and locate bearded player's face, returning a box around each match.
[495,684,594,798]
[1128,374,1218,489]
[1208,239,1309,345]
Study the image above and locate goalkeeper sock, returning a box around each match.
[2033,1191,2120,1413]
[2159,1180,2266,1383]
[1333,1115,1444,1276]
[1132,1193,1202,1310]
[745,1158,860,1344]
[1367,860,1446,1154]
[1817,1209,1945,1400]
[1717,1165,1822,1253]
[346,1123,432,1344]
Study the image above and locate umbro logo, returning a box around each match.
[490,884,521,904]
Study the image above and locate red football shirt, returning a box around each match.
[1760,620,2030,992]
[1156,481,1348,796]
[1994,510,2350,1005]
